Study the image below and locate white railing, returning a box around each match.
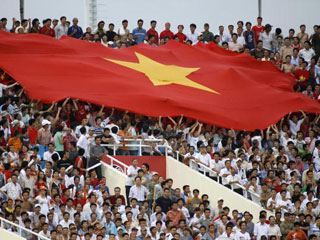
[101,138,163,156]
[0,216,50,240]
[106,155,129,174]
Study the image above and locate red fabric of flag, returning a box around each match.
[0,31,319,130]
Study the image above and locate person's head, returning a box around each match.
[72,18,78,26]
[257,16,262,25]
[190,23,196,32]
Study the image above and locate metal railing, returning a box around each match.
[101,138,164,156]
[98,139,261,205]
[0,216,50,240]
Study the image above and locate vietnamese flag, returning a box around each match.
[0,31,319,130]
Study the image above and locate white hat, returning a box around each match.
[42,119,51,126]
[107,41,114,45]
[217,198,224,202]
[11,120,19,126]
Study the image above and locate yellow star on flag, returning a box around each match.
[105,52,219,94]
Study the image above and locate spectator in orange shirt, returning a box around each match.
[166,201,186,226]
[287,222,308,240]
[7,131,22,153]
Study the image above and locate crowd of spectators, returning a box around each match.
[0,15,320,240]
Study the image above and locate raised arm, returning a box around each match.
[158,116,163,131]
[73,99,79,111]
[97,105,105,117]
[62,98,70,108]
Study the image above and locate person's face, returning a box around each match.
[164,189,170,197]
[204,25,209,31]
[257,42,263,49]
[138,21,143,28]
[46,20,51,28]
[304,42,310,49]
[257,18,262,24]
[122,21,128,28]
[109,24,114,31]
[99,22,105,29]
[95,138,101,145]
[73,18,78,26]
[190,26,195,32]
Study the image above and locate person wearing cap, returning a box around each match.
[160,22,174,40]
[38,119,52,146]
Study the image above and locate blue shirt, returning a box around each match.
[67,26,83,39]
[132,28,147,44]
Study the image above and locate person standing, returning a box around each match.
[125,158,140,203]
[55,16,68,39]
[132,19,147,44]
[89,136,106,180]
[147,20,159,45]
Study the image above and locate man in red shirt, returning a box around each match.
[174,25,186,43]
[147,20,159,45]
[40,18,55,38]
[295,61,309,90]
[313,84,320,100]
[160,22,174,40]
[252,16,264,42]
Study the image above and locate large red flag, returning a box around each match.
[0,31,319,130]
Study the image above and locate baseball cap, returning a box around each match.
[217,198,224,202]
[42,119,51,126]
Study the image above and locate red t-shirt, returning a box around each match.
[40,26,56,38]
[290,44,301,50]
[313,91,320,100]
[147,29,159,45]
[295,69,309,86]
[76,105,87,124]
[160,30,174,39]
[175,32,187,43]
[28,126,38,145]
[252,25,265,41]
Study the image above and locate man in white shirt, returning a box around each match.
[195,144,211,174]
[186,23,199,45]
[59,212,74,228]
[235,221,250,240]
[209,152,223,181]
[288,111,307,136]
[129,176,149,204]
[55,16,68,39]
[43,143,60,163]
[125,158,140,201]
[219,160,232,185]
[275,190,292,212]
[77,127,89,158]
[75,117,89,138]
[226,167,242,195]
[0,174,21,200]
[268,216,281,240]
[299,41,315,63]
[254,215,269,240]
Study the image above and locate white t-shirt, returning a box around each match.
[235,231,250,240]
[289,119,304,136]
[195,153,211,172]
[226,174,241,189]
[254,222,269,240]
[125,165,140,186]
[268,225,282,237]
